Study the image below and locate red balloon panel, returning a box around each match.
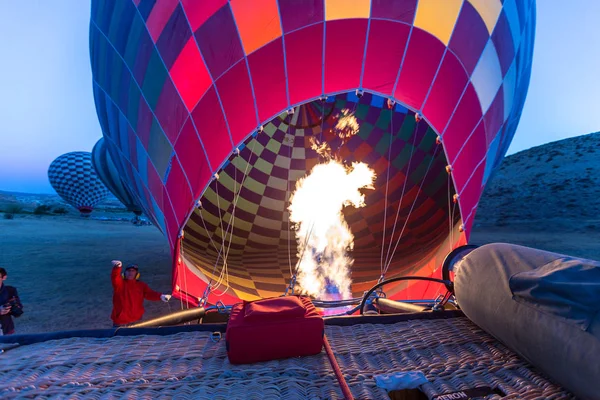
[175,118,213,200]
[395,28,445,111]
[422,51,468,134]
[248,38,289,123]
[165,157,193,224]
[362,20,410,96]
[442,84,482,161]
[285,23,324,105]
[324,19,368,94]
[191,87,233,171]
[216,60,259,145]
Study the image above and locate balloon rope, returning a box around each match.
[196,198,225,293]
[435,184,458,302]
[207,154,242,293]
[379,104,394,278]
[181,240,190,310]
[209,152,239,293]
[382,116,421,270]
[383,144,440,275]
[209,198,233,293]
[203,205,233,293]
[319,97,325,144]
[195,176,228,297]
[197,209,222,282]
[451,199,457,246]
[448,172,453,254]
[351,92,360,114]
[178,241,184,311]
[196,136,256,299]
[208,164,232,293]
[197,207,221,254]
[213,178,227,262]
[287,111,294,277]
[286,222,315,295]
[214,138,258,295]
[195,206,230,298]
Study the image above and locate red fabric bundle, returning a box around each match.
[226,296,324,364]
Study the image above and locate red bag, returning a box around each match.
[226,295,324,364]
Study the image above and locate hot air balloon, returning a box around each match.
[89,0,535,304]
[48,152,110,216]
[91,137,144,219]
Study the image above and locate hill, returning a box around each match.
[475,132,600,228]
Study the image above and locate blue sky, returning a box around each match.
[0,1,599,194]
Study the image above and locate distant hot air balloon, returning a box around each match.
[48,152,109,216]
[91,138,143,217]
[90,0,536,304]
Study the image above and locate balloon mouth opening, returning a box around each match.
[181,91,464,300]
[78,207,92,214]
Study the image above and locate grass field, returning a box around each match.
[1,214,599,334]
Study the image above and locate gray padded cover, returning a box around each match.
[455,243,600,400]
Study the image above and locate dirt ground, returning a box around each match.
[1,214,599,334]
[0,215,172,334]
[470,219,600,261]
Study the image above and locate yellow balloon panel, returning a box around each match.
[414,0,462,45]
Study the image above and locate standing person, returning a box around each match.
[110,260,171,327]
[0,267,23,335]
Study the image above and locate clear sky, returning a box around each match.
[0,1,599,194]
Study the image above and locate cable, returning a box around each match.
[380,103,395,277]
[359,276,452,315]
[383,145,441,275]
[382,115,422,271]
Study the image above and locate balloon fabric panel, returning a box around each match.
[48,152,110,213]
[362,20,410,96]
[89,0,536,301]
[394,28,446,111]
[421,51,469,134]
[449,1,490,75]
[323,19,368,94]
[285,24,324,105]
[247,38,288,123]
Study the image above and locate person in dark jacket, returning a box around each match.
[110,260,171,327]
[0,267,23,335]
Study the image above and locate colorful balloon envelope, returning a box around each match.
[48,152,109,215]
[90,0,536,303]
[92,137,143,216]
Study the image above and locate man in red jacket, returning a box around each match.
[111,260,171,327]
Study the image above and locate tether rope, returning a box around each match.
[379,101,395,278]
[211,138,258,296]
[448,172,453,255]
[187,134,258,303]
[181,234,190,310]
[383,144,441,275]
[286,110,295,277]
[382,115,421,272]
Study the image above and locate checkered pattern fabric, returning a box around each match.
[182,93,461,300]
[48,152,110,213]
[90,0,536,301]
